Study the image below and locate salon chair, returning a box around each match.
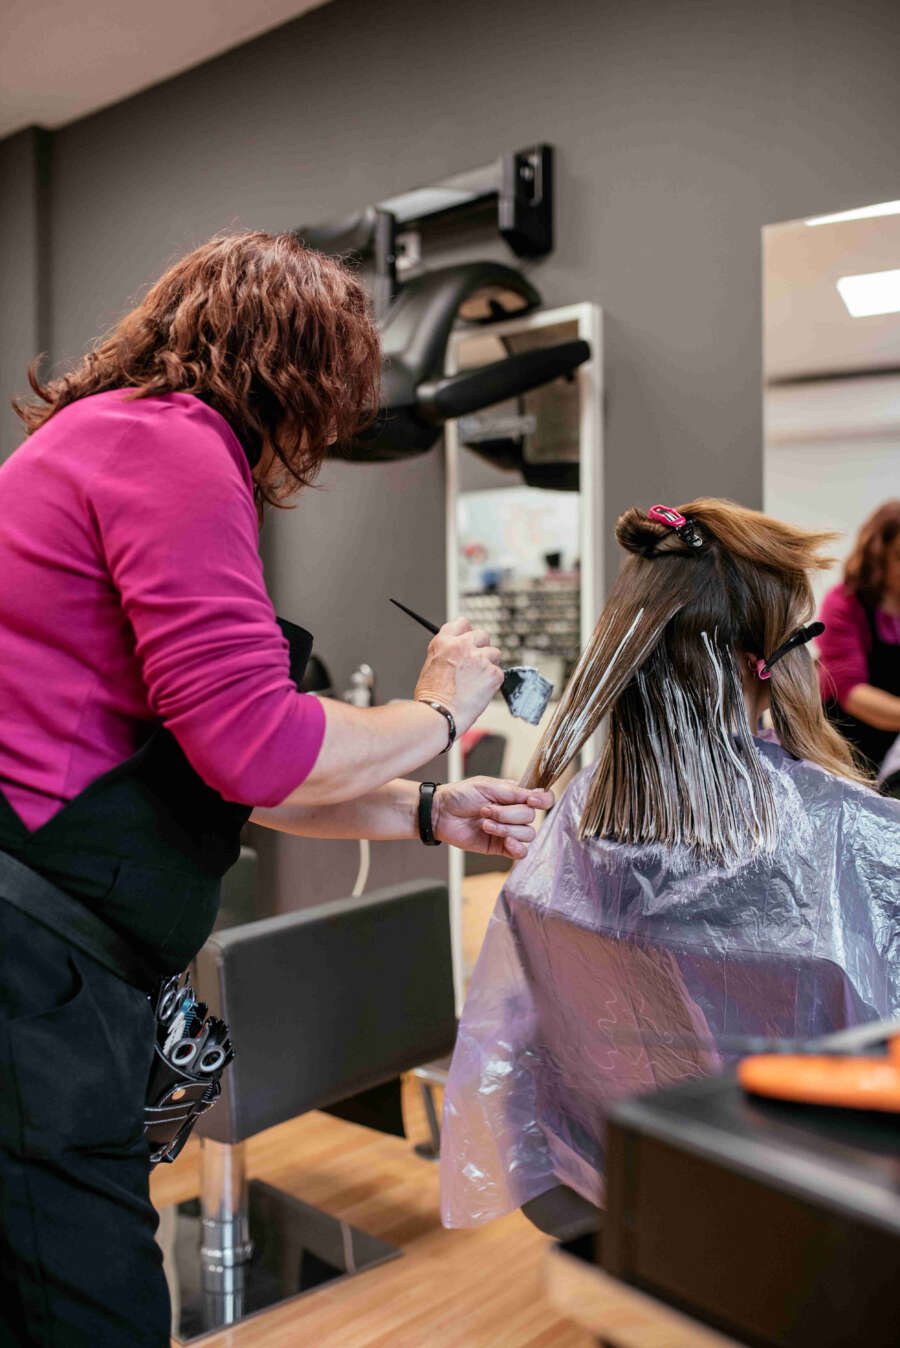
[514,911,874,1243]
[158,879,456,1343]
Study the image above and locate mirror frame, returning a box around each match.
[443,301,604,1007]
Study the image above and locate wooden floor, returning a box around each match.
[152,870,592,1348]
[152,1083,591,1348]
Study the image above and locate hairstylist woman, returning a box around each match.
[0,231,553,1348]
[818,500,900,773]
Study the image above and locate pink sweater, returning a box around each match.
[0,390,325,831]
[817,582,900,706]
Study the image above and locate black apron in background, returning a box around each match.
[0,619,312,1348]
[825,604,900,774]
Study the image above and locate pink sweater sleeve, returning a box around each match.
[87,398,325,805]
[817,584,870,708]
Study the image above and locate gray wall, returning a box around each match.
[3,0,900,908]
[0,127,50,459]
[259,451,450,912]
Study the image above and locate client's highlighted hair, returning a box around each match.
[524,499,866,866]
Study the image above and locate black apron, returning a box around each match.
[0,617,312,1348]
[0,617,312,979]
[825,604,900,774]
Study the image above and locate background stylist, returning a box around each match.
[818,500,900,773]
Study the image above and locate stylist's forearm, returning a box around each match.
[254,777,418,837]
[277,700,448,807]
[275,616,503,808]
[844,683,900,732]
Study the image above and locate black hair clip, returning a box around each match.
[757,621,825,680]
[648,504,704,549]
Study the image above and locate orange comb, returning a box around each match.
[738,1033,900,1113]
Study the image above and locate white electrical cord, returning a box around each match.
[343,664,375,898]
[351,838,370,898]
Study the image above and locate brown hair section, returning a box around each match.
[13,231,381,508]
[523,498,868,865]
[843,499,900,609]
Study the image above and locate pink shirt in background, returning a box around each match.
[817,582,900,706]
[0,390,325,831]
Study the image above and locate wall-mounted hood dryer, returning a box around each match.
[297,146,591,463]
[332,260,590,462]
[300,144,554,279]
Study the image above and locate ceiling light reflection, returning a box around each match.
[836,268,900,317]
[806,200,900,226]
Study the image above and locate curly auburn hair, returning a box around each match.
[13,231,381,507]
[843,499,900,609]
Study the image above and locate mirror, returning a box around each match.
[444,303,603,1002]
[764,203,900,611]
[763,203,900,792]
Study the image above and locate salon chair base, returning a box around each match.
[158,1180,400,1342]
[521,1184,602,1243]
[411,1055,452,1160]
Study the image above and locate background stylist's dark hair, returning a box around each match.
[843,498,900,608]
[14,231,380,507]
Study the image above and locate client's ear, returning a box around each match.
[738,649,772,722]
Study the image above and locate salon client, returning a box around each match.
[440,499,900,1234]
[818,500,900,773]
[0,231,553,1348]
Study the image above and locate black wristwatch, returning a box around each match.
[418,782,442,846]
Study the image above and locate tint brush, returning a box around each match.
[390,597,554,726]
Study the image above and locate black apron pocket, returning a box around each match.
[104,861,220,974]
[8,955,154,1158]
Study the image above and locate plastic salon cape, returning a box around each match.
[440,736,900,1227]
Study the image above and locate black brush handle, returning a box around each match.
[390,597,440,635]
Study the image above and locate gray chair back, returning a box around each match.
[512,906,871,1151]
[195,880,456,1144]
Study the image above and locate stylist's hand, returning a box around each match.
[414,617,505,734]
[432,777,555,860]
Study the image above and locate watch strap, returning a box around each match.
[418,782,441,846]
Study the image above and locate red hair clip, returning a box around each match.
[648,504,687,528]
[648,504,703,549]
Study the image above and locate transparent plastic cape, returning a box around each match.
[440,737,900,1228]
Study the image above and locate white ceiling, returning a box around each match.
[1,0,333,139]
[764,210,900,382]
